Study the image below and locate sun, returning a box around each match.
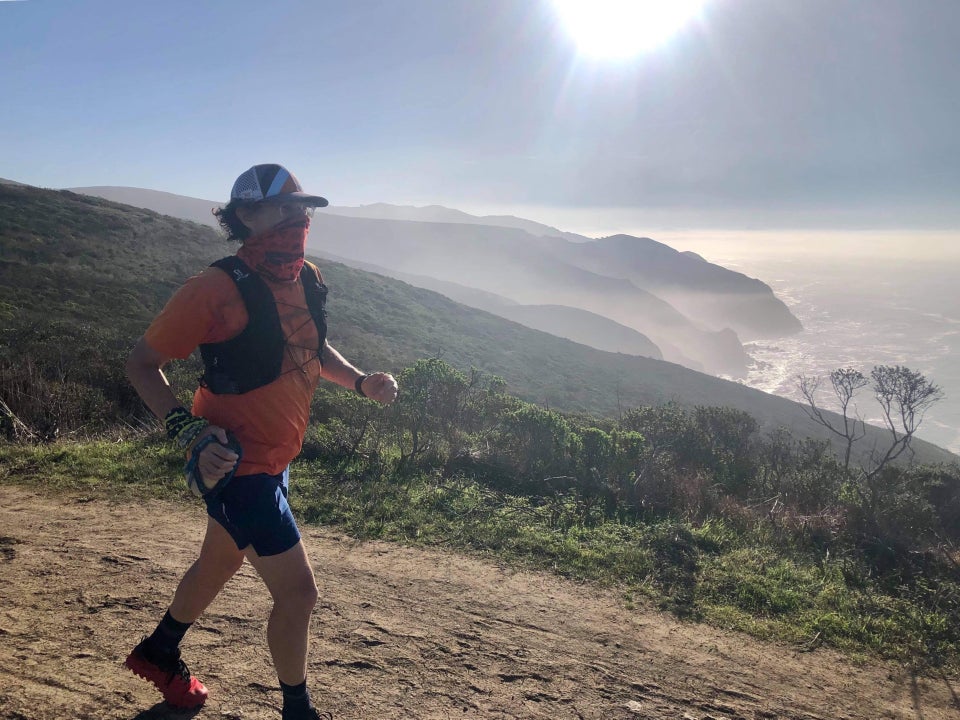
[553,0,706,59]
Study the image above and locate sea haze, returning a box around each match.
[695,251,960,455]
[51,186,960,453]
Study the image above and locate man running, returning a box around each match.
[124,163,398,720]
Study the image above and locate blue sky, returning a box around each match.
[2,0,959,236]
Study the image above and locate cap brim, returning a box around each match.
[261,192,329,208]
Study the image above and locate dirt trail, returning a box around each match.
[0,485,957,720]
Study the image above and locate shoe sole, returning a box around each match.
[124,654,208,709]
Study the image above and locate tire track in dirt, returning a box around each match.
[0,484,957,719]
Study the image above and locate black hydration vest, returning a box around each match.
[199,256,328,395]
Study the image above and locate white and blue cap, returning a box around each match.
[230,164,328,207]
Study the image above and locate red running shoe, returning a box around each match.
[124,639,208,709]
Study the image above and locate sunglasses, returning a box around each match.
[278,203,315,219]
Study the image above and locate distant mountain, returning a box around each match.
[4,181,955,468]
[324,202,589,242]
[544,234,802,341]
[67,191,590,243]
[305,213,748,375]
[319,253,665,362]
[490,304,665,360]
[68,186,220,228]
[67,186,794,376]
[325,207,801,342]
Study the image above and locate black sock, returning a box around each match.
[145,610,192,656]
[280,679,313,712]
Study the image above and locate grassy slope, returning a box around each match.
[1,183,955,466]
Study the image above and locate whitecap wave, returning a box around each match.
[736,257,960,455]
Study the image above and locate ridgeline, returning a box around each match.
[1,181,959,672]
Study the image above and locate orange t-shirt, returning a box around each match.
[144,260,324,476]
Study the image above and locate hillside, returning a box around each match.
[323,201,591,242]
[67,185,222,228]
[305,213,751,375]
[66,187,590,242]
[66,185,798,376]
[319,254,666,362]
[1,181,955,467]
[545,233,803,340]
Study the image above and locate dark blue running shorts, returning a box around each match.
[205,467,301,557]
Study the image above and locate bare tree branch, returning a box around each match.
[797,369,867,472]
[797,365,943,482]
[864,365,944,479]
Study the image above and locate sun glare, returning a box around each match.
[553,0,705,59]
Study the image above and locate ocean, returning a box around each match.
[677,244,960,456]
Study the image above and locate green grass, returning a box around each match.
[0,436,183,500]
[696,543,960,667]
[3,437,957,673]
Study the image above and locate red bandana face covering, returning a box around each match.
[237,218,310,283]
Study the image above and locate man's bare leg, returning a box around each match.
[169,516,246,622]
[244,539,318,685]
[125,517,243,709]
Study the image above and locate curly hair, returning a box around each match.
[212,200,253,243]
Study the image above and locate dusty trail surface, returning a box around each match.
[0,485,957,720]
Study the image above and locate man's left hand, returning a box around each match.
[361,372,399,405]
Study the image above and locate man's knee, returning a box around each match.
[299,579,319,611]
[277,579,318,616]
